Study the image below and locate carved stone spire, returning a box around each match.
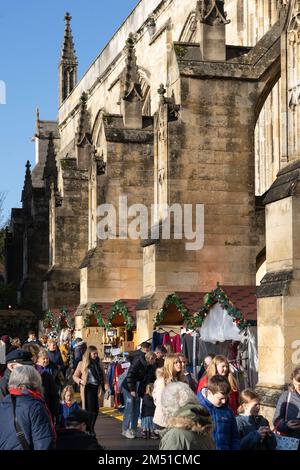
[59,12,78,106]
[43,132,58,188]
[76,92,92,146]
[61,12,77,63]
[21,161,32,203]
[122,33,143,100]
[198,0,230,26]
[121,34,143,129]
[196,0,230,61]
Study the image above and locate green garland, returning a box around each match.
[154,293,193,328]
[43,306,74,332]
[192,283,251,332]
[84,304,105,328]
[105,300,133,331]
[59,306,74,330]
[43,310,56,329]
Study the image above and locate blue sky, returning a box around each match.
[0,0,138,222]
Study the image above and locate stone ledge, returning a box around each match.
[263,159,300,205]
[136,295,154,311]
[176,20,281,81]
[255,384,287,408]
[257,270,293,298]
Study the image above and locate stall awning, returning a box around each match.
[175,286,257,322]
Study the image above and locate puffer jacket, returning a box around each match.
[122,354,149,396]
[0,393,55,450]
[159,403,215,450]
[196,375,239,415]
[236,414,276,450]
[197,388,240,450]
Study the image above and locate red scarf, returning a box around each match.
[9,387,57,442]
[9,387,43,401]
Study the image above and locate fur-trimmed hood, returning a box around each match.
[165,403,213,435]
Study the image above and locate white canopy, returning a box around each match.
[200,302,245,344]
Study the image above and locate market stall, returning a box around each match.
[153,285,258,389]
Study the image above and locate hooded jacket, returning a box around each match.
[197,388,240,450]
[236,414,277,450]
[159,403,215,450]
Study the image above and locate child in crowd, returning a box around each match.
[59,385,79,427]
[236,389,276,450]
[197,375,240,450]
[141,383,158,439]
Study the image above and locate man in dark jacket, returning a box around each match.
[121,351,156,439]
[0,350,33,404]
[129,342,151,366]
[56,409,104,450]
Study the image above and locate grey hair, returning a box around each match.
[161,381,200,417]
[8,365,43,394]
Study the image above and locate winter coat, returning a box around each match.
[183,372,197,392]
[236,414,277,450]
[273,390,300,440]
[0,368,10,404]
[35,366,60,422]
[47,349,64,368]
[73,343,87,370]
[138,364,156,398]
[141,394,155,418]
[159,403,215,450]
[123,354,152,397]
[197,389,240,450]
[55,428,104,450]
[196,375,239,415]
[59,344,69,366]
[59,400,80,427]
[0,393,55,450]
[73,360,107,410]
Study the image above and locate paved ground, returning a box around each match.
[95,407,160,450]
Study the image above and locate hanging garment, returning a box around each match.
[113,362,124,408]
[151,331,164,351]
[162,333,181,353]
[106,363,116,395]
[247,327,258,389]
[182,334,217,368]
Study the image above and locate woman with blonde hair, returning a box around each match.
[196,354,239,415]
[153,353,185,429]
[73,345,109,436]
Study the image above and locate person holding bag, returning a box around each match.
[73,345,109,437]
[0,365,55,450]
[273,366,300,450]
